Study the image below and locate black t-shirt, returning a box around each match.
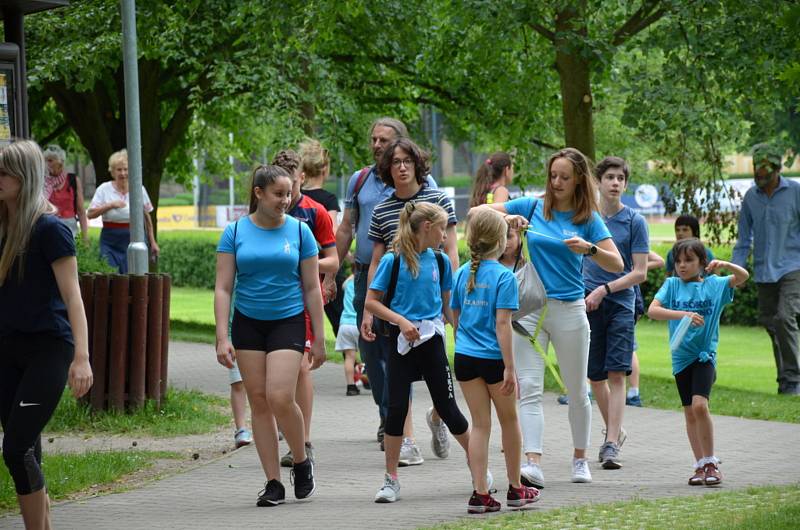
[302,188,340,212]
[0,214,76,343]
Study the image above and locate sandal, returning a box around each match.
[703,462,722,486]
[688,468,705,486]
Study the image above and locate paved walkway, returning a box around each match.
[3,341,800,529]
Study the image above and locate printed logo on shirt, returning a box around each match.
[284,238,291,254]
[677,299,714,316]
[19,401,40,407]
[432,265,439,283]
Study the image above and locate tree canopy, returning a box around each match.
[23,0,798,241]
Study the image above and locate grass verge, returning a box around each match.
[0,451,180,512]
[46,388,229,437]
[428,484,800,530]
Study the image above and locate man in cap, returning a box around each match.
[733,143,800,395]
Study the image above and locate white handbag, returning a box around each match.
[511,200,547,320]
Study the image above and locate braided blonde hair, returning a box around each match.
[465,208,507,293]
[392,202,448,278]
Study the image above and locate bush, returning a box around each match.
[158,231,219,289]
[76,237,116,274]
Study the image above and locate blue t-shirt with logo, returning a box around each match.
[505,197,612,301]
[217,215,318,321]
[370,249,452,321]
[340,277,357,326]
[654,275,734,375]
[583,205,649,312]
[450,260,519,360]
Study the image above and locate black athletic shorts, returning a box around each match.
[231,309,306,354]
[454,353,505,385]
[674,360,716,406]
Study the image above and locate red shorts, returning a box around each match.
[304,310,313,353]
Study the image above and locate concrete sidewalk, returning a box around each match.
[2,341,799,529]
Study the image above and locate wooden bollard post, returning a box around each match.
[146,274,163,403]
[90,275,110,411]
[159,274,171,400]
[129,275,148,408]
[108,275,130,411]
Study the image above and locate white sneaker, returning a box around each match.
[426,407,451,459]
[374,473,400,503]
[398,438,424,466]
[520,462,545,488]
[571,458,592,483]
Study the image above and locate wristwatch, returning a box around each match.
[586,244,597,256]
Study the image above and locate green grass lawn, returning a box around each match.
[0,451,180,512]
[427,484,800,530]
[169,286,800,423]
[46,388,229,437]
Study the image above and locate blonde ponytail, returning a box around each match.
[392,202,448,278]
[465,208,507,293]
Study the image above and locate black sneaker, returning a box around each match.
[291,458,316,499]
[346,384,360,396]
[256,479,285,507]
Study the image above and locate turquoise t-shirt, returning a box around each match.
[217,215,318,321]
[340,277,357,327]
[505,197,612,301]
[654,275,734,375]
[370,249,452,321]
[450,260,519,360]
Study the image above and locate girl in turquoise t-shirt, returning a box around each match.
[214,164,326,507]
[452,207,541,513]
[366,202,470,504]
[474,147,623,484]
[648,238,748,487]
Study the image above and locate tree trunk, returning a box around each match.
[554,2,596,161]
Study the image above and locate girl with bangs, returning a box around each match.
[473,147,623,484]
[366,202,470,504]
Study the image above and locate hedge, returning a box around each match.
[151,231,760,326]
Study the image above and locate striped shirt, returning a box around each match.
[368,186,457,250]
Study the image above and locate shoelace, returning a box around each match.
[575,459,589,475]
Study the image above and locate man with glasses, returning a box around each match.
[733,143,800,396]
[335,119,444,460]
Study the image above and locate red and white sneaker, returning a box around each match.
[468,490,501,514]
[507,484,540,509]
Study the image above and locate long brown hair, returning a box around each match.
[392,202,448,278]
[469,152,512,207]
[543,147,598,224]
[465,208,507,293]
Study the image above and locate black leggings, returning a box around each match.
[384,327,468,437]
[0,334,73,495]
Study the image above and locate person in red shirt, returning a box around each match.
[273,150,338,467]
[43,145,88,241]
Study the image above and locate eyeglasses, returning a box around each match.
[391,158,414,168]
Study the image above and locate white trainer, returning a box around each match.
[426,407,451,459]
[520,462,545,488]
[398,437,424,467]
[374,474,400,503]
[571,458,592,483]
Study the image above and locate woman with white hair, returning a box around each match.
[43,144,88,240]
[0,140,93,529]
[87,149,159,273]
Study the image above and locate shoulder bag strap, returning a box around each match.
[383,252,402,309]
[433,249,445,290]
[514,199,537,272]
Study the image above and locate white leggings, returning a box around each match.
[513,298,591,453]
